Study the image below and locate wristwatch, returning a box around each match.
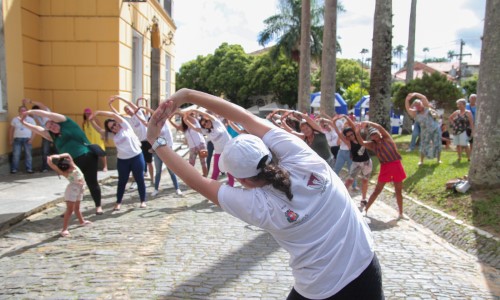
[152,136,168,152]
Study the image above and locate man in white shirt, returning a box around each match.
[9,105,36,174]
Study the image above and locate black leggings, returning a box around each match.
[287,254,384,300]
[74,152,101,207]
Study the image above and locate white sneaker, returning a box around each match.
[129,182,137,190]
[151,190,159,197]
[176,189,182,195]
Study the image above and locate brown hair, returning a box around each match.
[252,162,293,201]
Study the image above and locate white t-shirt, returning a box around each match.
[202,118,231,154]
[127,110,148,142]
[218,128,374,299]
[113,121,142,159]
[184,122,205,149]
[323,128,339,148]
[11,116,35,138]
[159,122,174,147]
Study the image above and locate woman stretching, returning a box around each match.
[185,108,234,187]
[22,110,103,215]
[147,89,383,299]
[168,111,208,177]
[356,121,406,220]
[89,110,147,210]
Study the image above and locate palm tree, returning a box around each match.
[319,0,338,115]
[258,0,324,63]
[369,0,393,130]
[298,0,311,112]
[423,47,429,60]
[393,44,405,69]
[469,0,500,190]
[402,0,417,135]
[447,50,456,61]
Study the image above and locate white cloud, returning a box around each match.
[173,0,485,71]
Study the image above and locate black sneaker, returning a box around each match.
[27,170,34,174]
[10,170,17,174]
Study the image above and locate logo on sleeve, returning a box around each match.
[285,209,299,223]
[307,172,325,190]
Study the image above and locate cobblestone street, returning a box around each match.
[0,177,498,299]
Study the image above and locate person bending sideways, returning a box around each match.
[147,88,384,300]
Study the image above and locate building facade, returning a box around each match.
[0,0,176,174]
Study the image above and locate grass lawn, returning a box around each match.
[376,134,500,237]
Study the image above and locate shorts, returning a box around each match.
[141,140,153,163]
[378,160,406,183]
[65,183,85,202]
[348,159,373,180]
[453,131,469,146]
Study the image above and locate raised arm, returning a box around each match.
[23,98,50,111]
[332,115,350,145]
[182,111,203,133]
[168,112,184,131]
[20,113,53,141]
[405,93,418,119]
[47,153,72,176]
[87,113,106,135]
[147,89,274,205]
[280,111,304,139]
[228,120,248,135]
[413,92,431,107]
[25,109,66,123]
[354,122,375,151]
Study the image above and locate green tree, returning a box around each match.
[311,58,369,95]
[393,72,462,111]
[175,55,210,92]
[393,44,405,70]
[423,47,429,60]
[258,0,325,63]
[447,50,456,61]
[344,82,368,108]
[202,43,252,105]
[461,74,478,96]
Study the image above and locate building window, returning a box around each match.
[132,30,144,102]
[165,54,172,97]
[164,0,172,17]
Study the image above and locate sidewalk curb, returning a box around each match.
[379,184,499,269]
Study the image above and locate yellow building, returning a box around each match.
[0,0,176,173]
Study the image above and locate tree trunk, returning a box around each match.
[469,0,500,189]
[298,0,311,113]
[319,0,337,116]
[406,0,417,83]
[369,0,393,130]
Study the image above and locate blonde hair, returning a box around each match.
[456,98,467,106]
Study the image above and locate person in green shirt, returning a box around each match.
[22,109,103,215]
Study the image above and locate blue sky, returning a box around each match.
[173,0,485,71]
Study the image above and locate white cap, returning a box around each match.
[219,134,272,179]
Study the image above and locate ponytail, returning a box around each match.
[254,162,293,201]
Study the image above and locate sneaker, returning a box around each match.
[176,189,182,196]
[406,148,413,152]
[27,169,34,174]
[140,202,147,208]
[359,200,367,212]
[41,169,49,173]
[10,170,17,174]
[129,182,137,190]
[151,190,159,197]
